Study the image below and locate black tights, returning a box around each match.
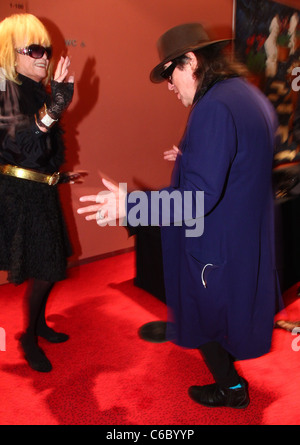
[23,278,54,340]
[199,341,241,388]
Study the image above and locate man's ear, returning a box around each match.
[185,51,199,70]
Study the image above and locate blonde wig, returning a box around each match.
[0,13,52,84]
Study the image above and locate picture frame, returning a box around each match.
[234,0,300,165]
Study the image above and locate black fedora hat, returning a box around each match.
[150,23,231,83]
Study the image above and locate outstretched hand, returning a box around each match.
[77,178,127,226]
[59,171,88,184]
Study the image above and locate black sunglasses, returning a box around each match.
[160,60,177,83]
[16,44,52,60]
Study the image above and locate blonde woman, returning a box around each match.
[0,13,74,372]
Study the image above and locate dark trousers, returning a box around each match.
[199,341,241,388]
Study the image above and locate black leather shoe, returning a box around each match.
[188,378,249,409]
[37,327,69,343]
[19,334,52,373]
[138,321,176,343]
[138,321,168,343]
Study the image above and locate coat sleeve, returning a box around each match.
[126,99,237,229]
[180,99,237,215]
[0,87,48,166]
[0,84,64,170]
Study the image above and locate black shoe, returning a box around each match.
[19,334,52,373]
[188,378,249,409]
[37,326,69,343]
[138,321,168,343]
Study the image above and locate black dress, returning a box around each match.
[0,74,72,285]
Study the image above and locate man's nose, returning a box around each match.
[168,81,174,91]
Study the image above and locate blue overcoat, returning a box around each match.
[128,77,282,360]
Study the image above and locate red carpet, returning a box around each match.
[0,251,300,425]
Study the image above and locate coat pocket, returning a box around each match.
[188,250,225,289]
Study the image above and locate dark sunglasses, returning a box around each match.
[160,60,177,83]
[16,44,52,60]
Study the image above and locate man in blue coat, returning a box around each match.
[78,23,281,409]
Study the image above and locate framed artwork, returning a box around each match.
[234,0,300,166]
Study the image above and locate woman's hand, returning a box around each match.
[49,56,74,118]
[36,56,74,131]
[54,56,74,83]
[77,178,127,226]
[59,171,88,184]
[163,145,180,161]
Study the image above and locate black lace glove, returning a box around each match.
[36,81,74,129]
[48,80,74,119]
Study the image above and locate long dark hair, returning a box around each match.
[175,44,248,100]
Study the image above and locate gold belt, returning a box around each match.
[0,164,60,186]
